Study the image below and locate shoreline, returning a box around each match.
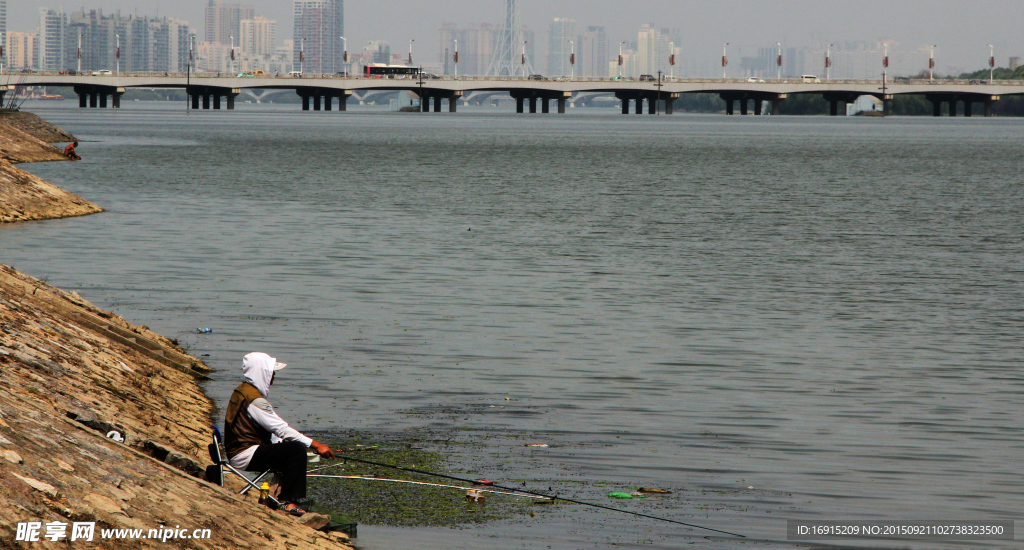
[0,110,103,223]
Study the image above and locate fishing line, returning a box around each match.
[311,454,745,538]
[308,474,551,499]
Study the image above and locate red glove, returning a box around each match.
[310,440,335,459]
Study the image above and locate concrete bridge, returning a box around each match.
[6,72,1023,117]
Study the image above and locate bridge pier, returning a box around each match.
[98,93,107,108]
[621,98,629,114]
[754,100,762,116]
[634,98,642,115]
[741,100,749,116]
[324,95,332,111]
[949,100,957,117]
[449,97,457,113]
[985,100,993,117]
[541,98,549,114]
[421,94,430,112]
[214,94,222,109]
[516,97,524,113]
[529,97,537,113]
[726,100,734,115]
[433,96,441,112]
[964,101,972,117]
[558,98,566,114]
[647,96,656,115]
[313,95,322,111]
[932,100,942,117]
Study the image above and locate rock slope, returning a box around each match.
[0,264,353,549]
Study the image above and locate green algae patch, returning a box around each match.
[306,435,534,527]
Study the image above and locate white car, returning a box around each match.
[91,70,113,76]
[746,77,765,83]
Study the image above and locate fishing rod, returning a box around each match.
[308,474,551,499]
[315,453,745,538]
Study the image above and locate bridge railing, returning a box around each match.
[9,70,1024,86]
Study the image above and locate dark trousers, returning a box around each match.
[247,441,308,503]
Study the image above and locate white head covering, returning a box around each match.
[242,352,287,398]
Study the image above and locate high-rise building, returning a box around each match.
[0,1,7,53]
[636,24,672,76]
[365,40,390,64]
[292,0,343,74]
[578,26,607,78]
[39,8,67,71]
[240,16,275,55]
[205,0,254,46]
[546,18,575,76]
[65,10,192,73]
[7,32,37,69]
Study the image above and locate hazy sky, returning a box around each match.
[13,0,1024,74]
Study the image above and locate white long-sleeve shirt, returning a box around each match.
[229,397,312,470]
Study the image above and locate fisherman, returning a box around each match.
[62,142,81,160]
[224,352,335,516]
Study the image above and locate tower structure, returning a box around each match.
[487,0,532,76]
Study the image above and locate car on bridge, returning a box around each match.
[91,70,113,76]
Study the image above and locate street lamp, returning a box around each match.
[568,40,574,78]
[522,40,527,77]
[409,39,414,65]
[826,43,833,81]
[340,36,347,71]
[929,44,935,82]
[883,43,889,84]
[453,39,458,78]
[77,33,82,74]
[299,38,304,75]
[230,35,235,74]
[776,42,782,80]
[669,41,675,78]
[116,34,120,75]
[618,41,625,78]
[988,44,995,83]
[722,42,729,79]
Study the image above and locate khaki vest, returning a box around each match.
[224,382,272,458]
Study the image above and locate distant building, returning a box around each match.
[437,23,497,76]
[38,8,67,71]
[546,18,576,76]
[365,40,390,64]
[636,24,673,76]
[204,0,254,46]
[65,10,192,73]
[0,1,7,55]
[7,31,37,69]
[240,16,275,55]
[292,0,344,74]
[578,26,607,78]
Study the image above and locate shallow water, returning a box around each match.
[5,100,1023,548]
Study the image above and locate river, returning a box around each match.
[5,100,1022,549]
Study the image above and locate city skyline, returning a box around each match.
[7,1,1024,76]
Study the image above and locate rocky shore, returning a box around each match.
[0,264,355,548]
[0,110,103,223]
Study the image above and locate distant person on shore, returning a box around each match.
[63,142,81,160]
[223,352,335,516]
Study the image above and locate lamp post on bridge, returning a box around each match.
[340,36,347,74]
[669,41,675,79]
[825,43,832,81]
[929,45,936,82]
[116,34,120,75]
[618,41,625,78]
[521,40,527,77]
[568,40,574,79]
[883,43,889,85]
[77,33,82,74]
[988,44,994,84]
[408,39,414,65]
[776,42,782,80]
[299,38,304,75]
[722,42,729,79]
[453,39,458,78]
[230,35,236,75]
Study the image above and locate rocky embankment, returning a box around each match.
[0,111,103,223]
[0,264,353,549]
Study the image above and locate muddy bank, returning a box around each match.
[0,111,103,223]
[0,264,353,549]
